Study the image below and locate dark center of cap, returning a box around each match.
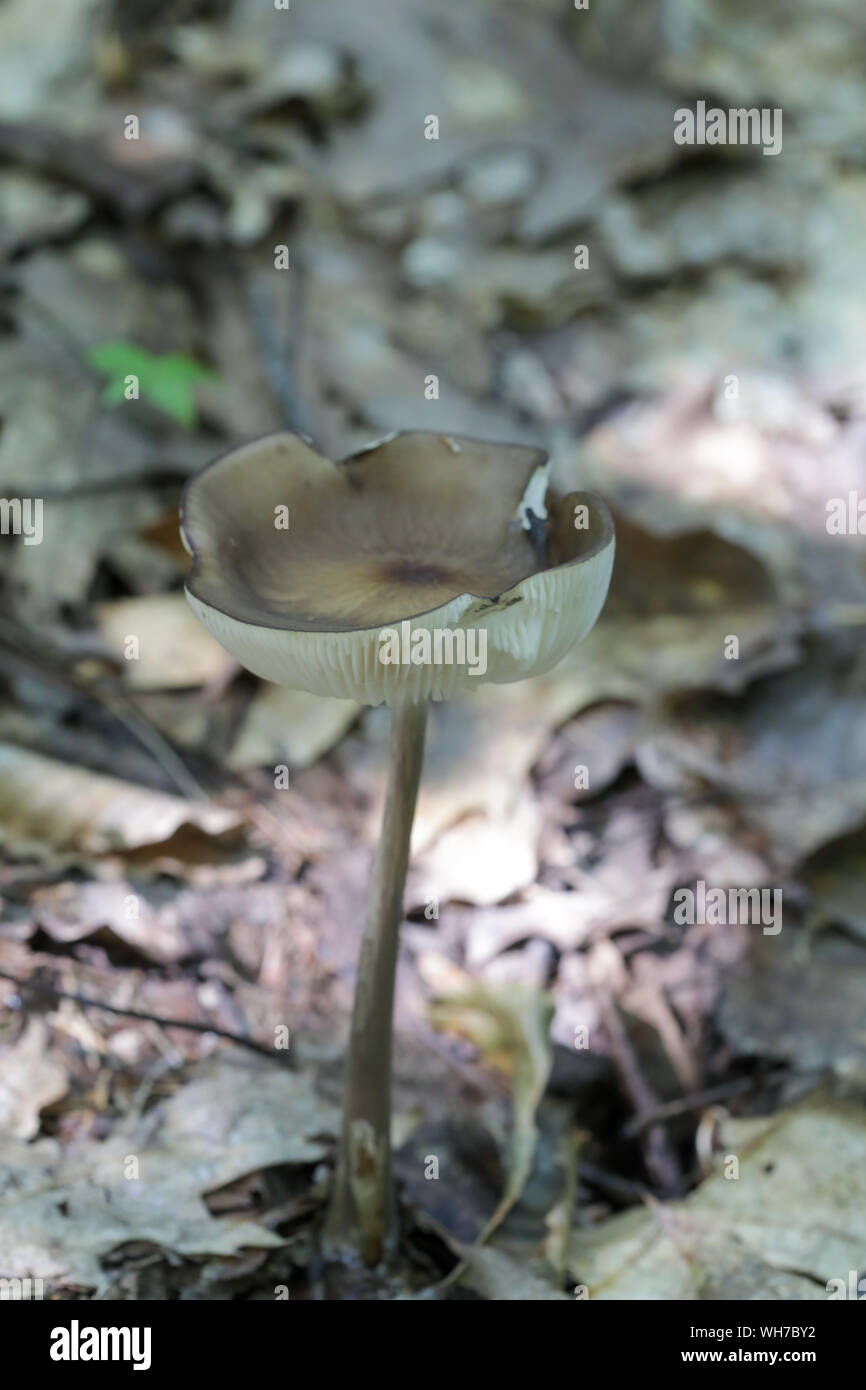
[383,560,456,586]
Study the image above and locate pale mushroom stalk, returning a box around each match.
[326,697,427,1265]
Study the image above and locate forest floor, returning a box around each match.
[0,0,864,1299]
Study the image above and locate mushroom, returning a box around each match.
[181,430,614,1267]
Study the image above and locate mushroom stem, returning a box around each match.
[327,698,428,1267]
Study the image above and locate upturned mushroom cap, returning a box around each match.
[181,431,614,704]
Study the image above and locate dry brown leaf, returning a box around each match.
[0,744,240,859]
[428,972,553,1240]
[96,594,237,691]
[569,1098,866,1300]
[410,676,601,849]
[635,656,866,868]
[30,879,190,964]
[0,1019,68,1140]
[457,1244,568,1301]
[228,684,359,771]
[801,829,866,944]
[0,1059,339,1290]
[717,930,866,1078]
[412,798,540,909]
[535,701,639,803]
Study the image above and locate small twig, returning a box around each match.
[579,1159,648,1205]
[0,620,208,801]
[99,691,208,802]
[621,1076,761,1138]
[0,968,289,1068]
[592,973,684,1197]
[249,267,310,436]
[404,1017,507,1098]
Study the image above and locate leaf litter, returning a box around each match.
[0,0,864,1301]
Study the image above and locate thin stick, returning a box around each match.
[595,982,684,1197]
[326,699,428,1267]
[0,968,289,1068]
[621,1076,760,1137]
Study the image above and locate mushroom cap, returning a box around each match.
[181,431,614,704]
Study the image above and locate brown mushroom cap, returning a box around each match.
[182,431,614,704]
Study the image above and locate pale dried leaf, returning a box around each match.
[0,1060,339,1289]
[0,1020,68,1141]
[0,744,240,858]
[569,1099,866,1300]
[228,684,359,771]
[96,594,237,691]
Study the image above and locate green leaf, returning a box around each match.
[87,341,217,429]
